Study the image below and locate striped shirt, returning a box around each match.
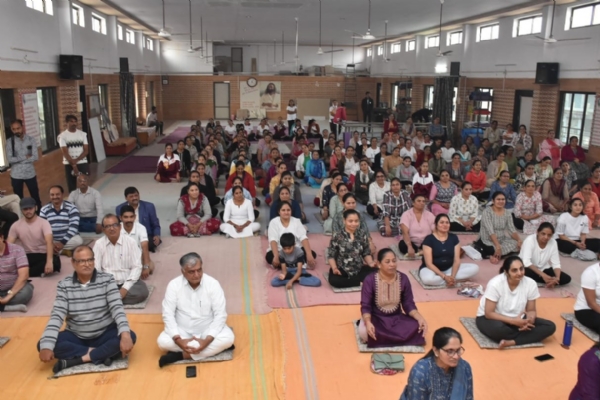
[93,234,142,291]
[40,201,80,244]
[39,270,130,350]
[67,187,103,218]
[0,243,28,291]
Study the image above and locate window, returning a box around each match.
[406,39,416,52]
[515,15,542,36]
[377,45,383,56]
[447,31,463,46]
[424,85,434,109]
[91,13,106,34]
[474,87,494,123]
[424,35,439,49]
[134,83,140,118]
[367,48,372,57]
[72,4,84,27]
[567,2,600,29]
[117,25,123,40]
[558,92,595,149]
[145,37,154,51]
[0,90,16,143]
[25,0,53,15]
[36,87,60,153]
[477,23,499,42]
[125,29,135,44]
[391,43,401,54]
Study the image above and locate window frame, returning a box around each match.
[558,91,595,150]
[377,45,383,56]
[145,37,154,51]
[72,4,84,27]
[567,2,600,29]
[424,85,434,109]
[125,29,135,45]
[91,12,106,35]
[474,87,494,123]
[477,23,499,42]
[424,35,439,49]
[367,47,372,57]
[446,30,463,46]
[36,87,60,153]
[406,39,416,52]
[25,0,53,15]
[515,14,543,37]
[117,25,123,40]
[391,43,401,54]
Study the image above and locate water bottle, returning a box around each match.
[562,320,573,348]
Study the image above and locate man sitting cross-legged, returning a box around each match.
[115,187,161,252]
[40,185,83,256]
[0,230,33,312]
[157,252,235,368]
[37,245,136,374]
[93,214,149,305]
[119,206,155,279]
[8,197,60,277]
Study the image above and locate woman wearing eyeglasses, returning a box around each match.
[476,256,556,349]
[400,327,473,400]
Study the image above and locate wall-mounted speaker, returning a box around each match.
[119,57,129,73]
[59,55,84,80]
[535,62,559,84]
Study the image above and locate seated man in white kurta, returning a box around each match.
[157,252,235,367]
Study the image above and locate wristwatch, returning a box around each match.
[143,265,150,270]
[7,290,13,295]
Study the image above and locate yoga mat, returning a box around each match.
[353,320,425,353]
[561,313,600,342]
[172,347,234,365]
[460,317,545,349]
[52,357,129,379]
[279,298,584,400]
[123,285,155,309]
[159,126,192,144]
[105,156,159,174]
[0,337,9,348]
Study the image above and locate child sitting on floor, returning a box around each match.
[270,233,321,289]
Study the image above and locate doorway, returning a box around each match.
[513,90,533,130]
[213,82,230,119]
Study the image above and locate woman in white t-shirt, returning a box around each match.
[476,256,556,349]
[519,223,572,287]
[286,100,297,134]
[574,263,600,334]
[400,139,417,162]
[554,198,600,256]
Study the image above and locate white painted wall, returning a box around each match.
[160,40,214,75]
[0,0,161,75]
[369,0,600,79]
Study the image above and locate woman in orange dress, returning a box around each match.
[573,181,600,228]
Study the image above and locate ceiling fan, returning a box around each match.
[436,0,452,57]
[531,0,590,43]
[157,0,171,38]
[345,0,379,40]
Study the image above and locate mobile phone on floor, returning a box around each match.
[534,354,554,362]
[186,366,197,378]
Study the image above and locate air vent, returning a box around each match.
[241,2,304,8]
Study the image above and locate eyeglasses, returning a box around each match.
[103,223,120,229]
[440,347,465,357]
[73,258,95,265]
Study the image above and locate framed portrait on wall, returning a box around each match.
[88,94,101,118]
[259,81,281,112]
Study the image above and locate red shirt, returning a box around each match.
[465,170,486,191]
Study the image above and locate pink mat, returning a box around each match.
[1,236,271,318]
[265,233,572,309]
[159,126,191,144]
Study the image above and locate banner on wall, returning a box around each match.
[20,92,41,148]
[240,81,282,112]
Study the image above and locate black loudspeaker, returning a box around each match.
[59,55,84,80]
[535,62,559,84]
[450,62,460,77]
[119,57,129,73]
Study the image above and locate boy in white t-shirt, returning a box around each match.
[59,115,89,193]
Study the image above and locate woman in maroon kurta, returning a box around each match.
[359,248,428,348]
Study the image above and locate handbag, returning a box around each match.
[370,353,405,375]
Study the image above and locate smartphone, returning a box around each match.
[186,366,197,378]
[534,354,554,362]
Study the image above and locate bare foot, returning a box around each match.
[498,340,515,350]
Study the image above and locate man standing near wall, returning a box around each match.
[329,100,338,137]
[361,92,374,132]
[147,106,164,136]
[59,115,89,193]
[6,119,41,211]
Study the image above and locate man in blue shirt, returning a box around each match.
[115,187,161,252]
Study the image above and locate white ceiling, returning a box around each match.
[114,0,548,46]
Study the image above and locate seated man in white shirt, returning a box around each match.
[157,252,235,367]
[67,175,103,234]
[119,205,154,279]
[146,106,163,135]
[93,214,149,305]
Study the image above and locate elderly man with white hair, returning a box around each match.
[157,252,235,368]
